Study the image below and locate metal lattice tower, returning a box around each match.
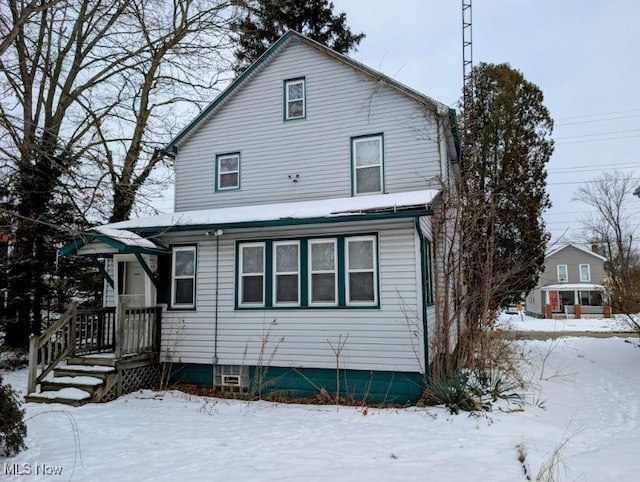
[462,0,473,162]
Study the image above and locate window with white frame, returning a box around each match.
[216,153,240,190]
[273,241,300,305]
[309,239,337,305]
[352,134,383,195]
[557,264,568,283]
[284,78,305,120]
[579,263,591,282]
[172,246,196,308]
[345,236,377,305]
[239,243,265,306]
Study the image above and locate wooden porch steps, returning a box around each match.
[26,362,116,406]
[27,304,162,405]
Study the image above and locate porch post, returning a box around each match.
[545,304,553,319]
[116,303,125,358]
[27,334,38,394]
[69,302,77,357]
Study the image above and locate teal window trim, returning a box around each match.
[170,245,197,311]
[215,152,241,191]
[422,237,434,306]
[308,238,338,307]
[350,133,385,196]
[283,77,306,121]
[235,233,380,310]
[238,242,266,308]
[272,240,301,307]
[345,235,378,306]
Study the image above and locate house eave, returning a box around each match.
[59,233,169,257]
[130,208,433,235]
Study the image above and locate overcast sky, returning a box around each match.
[332,0,640,246]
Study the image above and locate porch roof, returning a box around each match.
[60,189,438,257]
[542,283,605,291]
[60,227,169,257]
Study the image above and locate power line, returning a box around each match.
[547,177,640,186]
[554,108,640,121]
[555,114,640,126]
[547,162,638,174]
[555,134,640,145]
[555,128,640,141]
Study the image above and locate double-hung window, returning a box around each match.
[216,153,240,190]
[284,78,305,120]
[172,246,196,308]
[236,235,379,309]
[352,134,383,195]
[345,236,377,305]
[273,241,300,306]
[579,264,591,282]
[309,239,338,305]
[557,264,568,283]
[239,243,265,306]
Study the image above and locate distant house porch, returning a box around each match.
[542,283,609,319]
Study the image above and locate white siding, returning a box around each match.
[160,219,425,373]
[104,258,116,308]
[174,39,445,211]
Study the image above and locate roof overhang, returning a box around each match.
[60,190,438,257]
[542,283,605,291]
[102,189,439,235]
[60,227,169,257]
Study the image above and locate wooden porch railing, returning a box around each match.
[28,303,162,394]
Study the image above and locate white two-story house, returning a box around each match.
[61,31,460,404]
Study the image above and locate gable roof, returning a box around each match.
[162,30,459,159]
[546,243,607,261]
[59,227,169,257]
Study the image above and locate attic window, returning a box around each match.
[284,78,305,120]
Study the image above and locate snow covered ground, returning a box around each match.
[2,324,639,481]
[497,311,635,333]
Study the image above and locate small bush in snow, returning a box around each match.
[0,374,27,457]
[421,368,522,414]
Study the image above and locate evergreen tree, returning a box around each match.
[460,62,553,330]
[0,373,27,457]
[232,0,365,74]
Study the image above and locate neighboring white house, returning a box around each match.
[61,31,460,403]
[527,243,608,318]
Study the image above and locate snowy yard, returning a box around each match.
[2,319,639,481]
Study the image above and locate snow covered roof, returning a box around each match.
[104,189,439,232]
[60,190,438,257]
[93,226,161,250]
[542,283,605,291]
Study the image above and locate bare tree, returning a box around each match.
[0,0,237,346]
[573,170,640,314]
[0,0,60,56]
